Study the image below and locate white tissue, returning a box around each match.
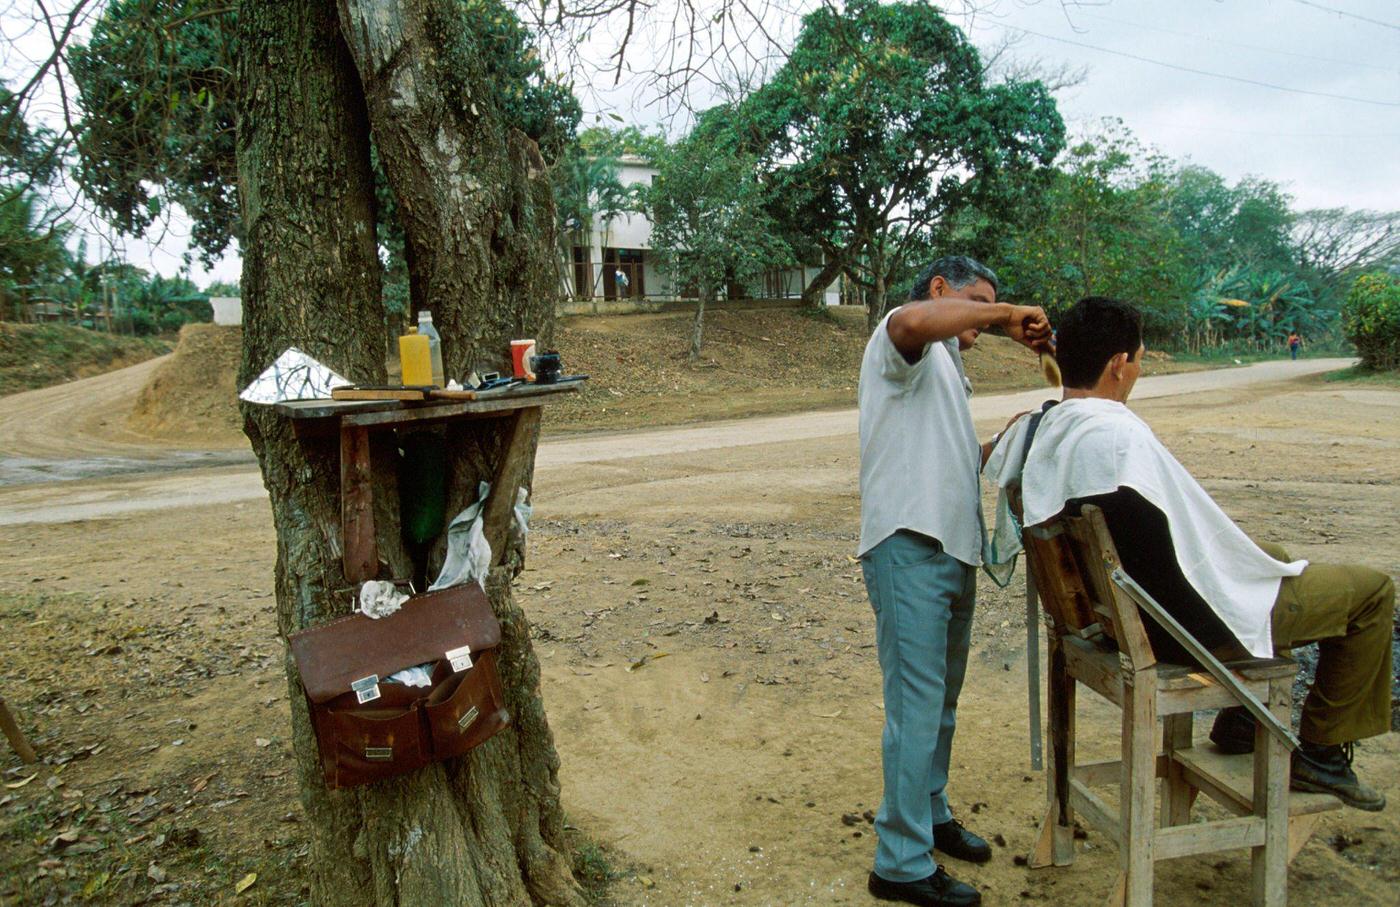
[359,580,408,619]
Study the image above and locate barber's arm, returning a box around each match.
[887,299,1052,360]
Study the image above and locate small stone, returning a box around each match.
[841,813,860,827]
[993,833,1007,847]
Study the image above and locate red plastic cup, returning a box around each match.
[510,339,537,380]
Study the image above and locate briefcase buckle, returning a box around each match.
[351,675,381,705]
[445,645,473,672]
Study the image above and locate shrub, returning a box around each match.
[1342,272,1400,371]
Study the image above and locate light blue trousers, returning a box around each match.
[861,530,976,882]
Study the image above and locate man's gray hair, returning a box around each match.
[909,255,999,301]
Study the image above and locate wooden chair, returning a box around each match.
[1022,505,1341,907]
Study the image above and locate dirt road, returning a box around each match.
[0,357,1354,525]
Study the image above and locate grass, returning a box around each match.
[571,835,625,904]
[0,322,172,396]
[1322,365,1400,386]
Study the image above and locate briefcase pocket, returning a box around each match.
[324,702,429,788]
[425,650,510,758]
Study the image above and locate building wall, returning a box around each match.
[572,156,840,306]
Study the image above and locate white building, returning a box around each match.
[565,156,840,306]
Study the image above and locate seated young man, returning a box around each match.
[1018,296,1393,811]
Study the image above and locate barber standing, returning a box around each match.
[860,256,1052,907]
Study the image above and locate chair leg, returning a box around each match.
[1120,673,1156,907]
[1033,634,1077,868]
[1161,712,1197,827]
[1250,677,1290,907]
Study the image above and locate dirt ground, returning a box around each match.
[1,361,1397,905]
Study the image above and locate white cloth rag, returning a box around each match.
[1021,397,1305,658]
[512,486,533,547]
[429,481,493,591]
[359,580,408,619]
[981,412,1037,587]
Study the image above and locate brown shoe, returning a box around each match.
[1291,742,1386,811]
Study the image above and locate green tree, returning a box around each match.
[739,0,1063,322]
[1342,272,1400,371]
[994,122,1192,344]
[646,109,788,359]
[1166,166,1295,273]
[70,0,580,265]
[0,187,70,321]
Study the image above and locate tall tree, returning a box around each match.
[72,0,579,267]
[238,0,580,903]
[647,108,788,359]
[993,123,1192,343]
[738,0,1064,323]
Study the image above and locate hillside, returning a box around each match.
[0,323,171,396]
[121,305,1191,446]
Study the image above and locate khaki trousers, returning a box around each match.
[1257,541,1395,745]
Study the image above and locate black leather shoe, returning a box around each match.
[1209,706,1256,755]
[868,868,981,907]
[1291,741,1386,811]
[932,818,992,864]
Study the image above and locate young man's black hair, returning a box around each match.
[1055,296,1143,389]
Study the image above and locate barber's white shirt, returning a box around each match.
[858,309,984,565]
[1022,397,1305,658]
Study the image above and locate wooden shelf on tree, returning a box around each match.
[273,381,581,584]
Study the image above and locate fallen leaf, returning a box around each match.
[235,872,258,894]
[147,862,167,883]
[700,672,710,683]
[81,872,110,897]
[254,738,271,748]
[5,774,37,789]
[814,709,843,719]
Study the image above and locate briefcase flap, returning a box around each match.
[289,584,501,705]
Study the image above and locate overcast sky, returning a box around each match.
[12,0,1400,286]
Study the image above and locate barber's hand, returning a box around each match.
[1005,305,1052,352]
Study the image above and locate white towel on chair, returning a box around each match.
[1021,397,1305,658]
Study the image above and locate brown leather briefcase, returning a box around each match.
[288,584,510,790]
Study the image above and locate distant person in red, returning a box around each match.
[1287,331,1302,361]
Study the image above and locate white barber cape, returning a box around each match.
[1021,397,1306,658]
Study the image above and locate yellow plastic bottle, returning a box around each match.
[399,326,433,387]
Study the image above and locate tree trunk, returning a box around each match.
[799,253,844,310]
[239,1,580,905]
[689,287,709,361]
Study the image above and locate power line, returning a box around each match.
[1079,12,1399,75]
[1286,0,1400,32]
[992,23,1400,108]
[1133,120,1400,140]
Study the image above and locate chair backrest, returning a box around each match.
[1023,504,1157,671]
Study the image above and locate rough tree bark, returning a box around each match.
[238,1,580,904]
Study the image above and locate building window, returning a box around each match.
[571,246,592,299]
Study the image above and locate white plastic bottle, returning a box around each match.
[417,309,445,387]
